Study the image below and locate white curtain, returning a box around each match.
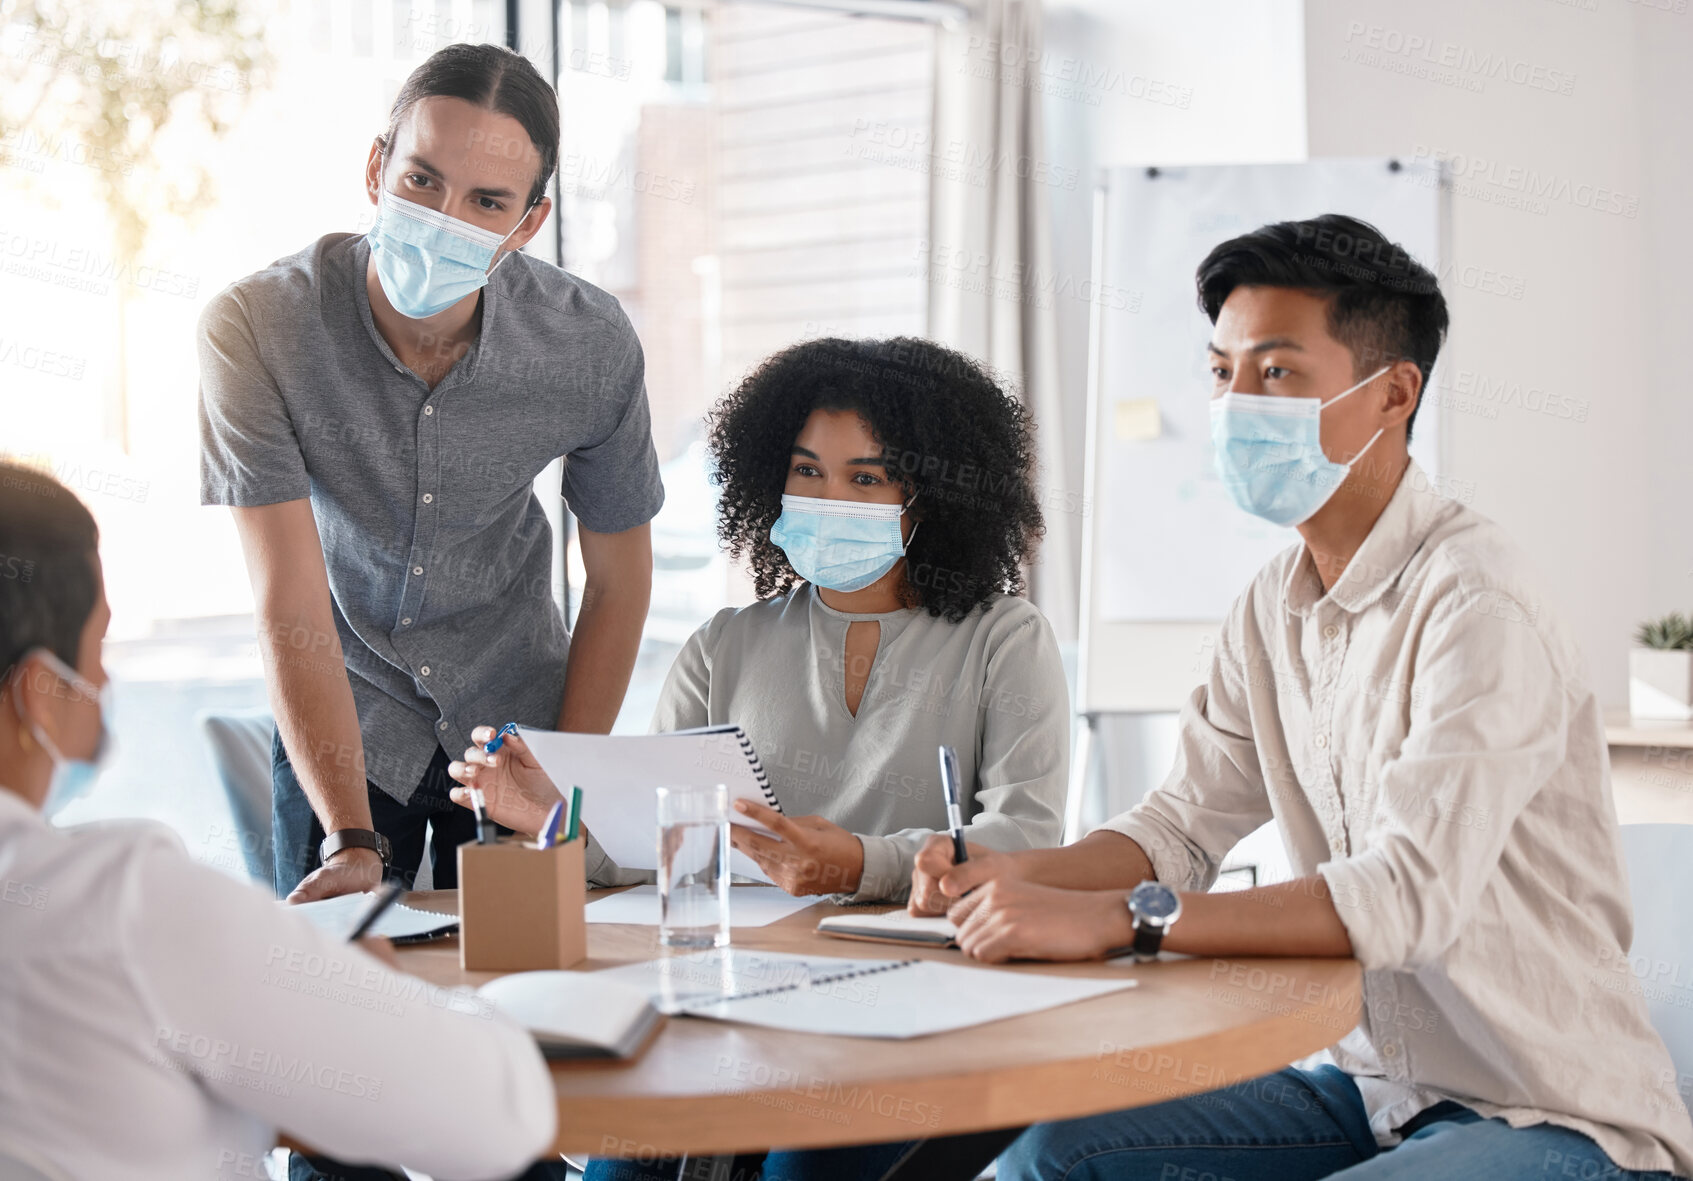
[926,0,1077,640]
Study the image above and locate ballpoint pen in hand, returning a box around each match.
[938,744,967,865]
[483,722,519,755]
[470,786,493,845]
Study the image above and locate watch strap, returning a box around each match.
[320,827,391,867]
[1130,918,1165,961]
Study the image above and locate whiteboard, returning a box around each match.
[1078,159,1446,714]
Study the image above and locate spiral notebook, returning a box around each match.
[594,948,1138,1039]
[290,892,459,944]
[516,724,782,882]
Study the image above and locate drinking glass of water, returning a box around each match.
[655,784,731,949]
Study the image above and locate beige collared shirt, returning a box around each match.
[1098,461,1693,1176]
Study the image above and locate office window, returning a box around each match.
[1,0,934,870]
[554,0,935,728]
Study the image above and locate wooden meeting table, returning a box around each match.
[393,886,1361,1166]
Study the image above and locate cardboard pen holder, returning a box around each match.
[458,835,587,972]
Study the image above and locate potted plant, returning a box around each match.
[1631,611,1693,720]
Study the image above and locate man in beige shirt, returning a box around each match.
[912,213,1693,1179]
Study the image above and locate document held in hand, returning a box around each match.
[516,724,783,883]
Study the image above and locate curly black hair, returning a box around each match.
[706,336,1045,622]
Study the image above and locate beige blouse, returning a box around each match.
[585,585,1069,902]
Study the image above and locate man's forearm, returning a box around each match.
[555,576,649,734]
[1017,830,1157,890]
[1164,877,1354,958]
[259,614,371,834]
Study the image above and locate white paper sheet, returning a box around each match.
[586,884,820,928]
[595,948,1140,1039]
[517,725,778,882]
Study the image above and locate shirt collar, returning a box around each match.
[347,234,490,390]
[1282,459,1448,618]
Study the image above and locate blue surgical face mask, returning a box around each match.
[1208,366,1390,527]
[367,187,528,320]
[769,494,918,593]
[9,648,112,818]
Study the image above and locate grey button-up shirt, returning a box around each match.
[197,233,664,802]
[1099,461,1693,1177]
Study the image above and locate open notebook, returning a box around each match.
[517,724,781,882]
[593,948,1137,1039]
[477,971,664,1060]
[289,892,459,944]
[817,909,958,947]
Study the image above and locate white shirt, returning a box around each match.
[1098,462,1693,1177]
[0,788,556,1180]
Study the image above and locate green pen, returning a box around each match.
[565,785,583,842]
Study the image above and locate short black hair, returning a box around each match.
[707,337,1045,622]
[1196,213,1448,440]
[379,43,560,209]
[0,463,100,683]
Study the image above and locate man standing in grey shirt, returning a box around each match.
[198,43,664,911]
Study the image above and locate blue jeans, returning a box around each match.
[583,1141,920,1181]
[999,1065,1679,1181]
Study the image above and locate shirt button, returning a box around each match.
[420,665,431,676]
[424,405,434,415]
[438,721,448,731]
[1382,1042,1400,1057]
[412,566,423,576]
[422,493,433,504]
[401,617,412,626]
[1322,624,1339,639]
[1315,734,1329,749]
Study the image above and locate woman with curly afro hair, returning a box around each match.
[570,336,1072,1181]
[633,335,1070,903]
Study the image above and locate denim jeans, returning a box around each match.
[998,1065,1680,1181]
[582,1140,921,1181]
[270,728,484,897]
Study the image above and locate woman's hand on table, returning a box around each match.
[446,725,558,838]
[946,880,1135,964]
[729,801,865,896]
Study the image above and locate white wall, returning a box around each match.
[1304,0,1693,704]
[1040,0,1309,638]
[1040,0,1308,820]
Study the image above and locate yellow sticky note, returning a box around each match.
[1114,397,1162,441]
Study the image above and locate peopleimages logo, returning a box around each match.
[1406,146,1639,219]
[1341,22,1578,96]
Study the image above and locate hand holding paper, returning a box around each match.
[729,801,862,896]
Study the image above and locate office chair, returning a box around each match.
[1620,823,1693,1110]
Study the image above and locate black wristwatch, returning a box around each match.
[320,827,392,869]
[1126,880,1182,962]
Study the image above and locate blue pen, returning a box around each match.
[535,801,565,849]
[483,721,519,755]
